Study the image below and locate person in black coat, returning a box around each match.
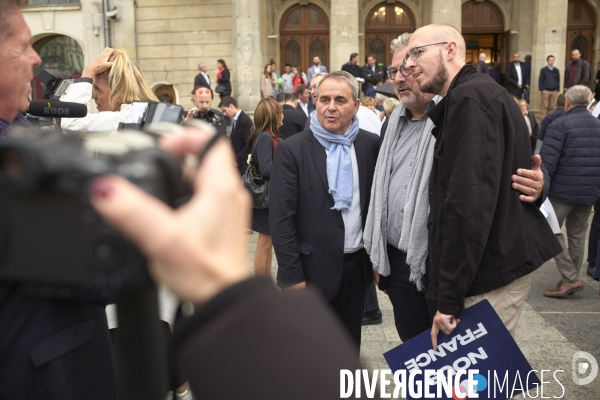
[404,25,561,347]
[361,55,384,95]
[279,93,307,140]
[216,59,231,99]
[505,52,529,99]
[193,62,211,88]
[218,96,252,176]
[518,99,539,155]
[270,72,379,348]
[341,53,365,84]
[247,98,282,278]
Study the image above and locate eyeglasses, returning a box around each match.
[406,42,448,61]
[387,64,412,80]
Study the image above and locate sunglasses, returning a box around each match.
[195,89,212,96]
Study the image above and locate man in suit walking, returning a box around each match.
[270,71,379,350]
[506,52,528,99]
[194,62,210,88]
[219,96,253,176]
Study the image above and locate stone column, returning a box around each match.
[429,0,462,31]
[330,0,359,72]
[530,0,568,114]
[232,0,263,113]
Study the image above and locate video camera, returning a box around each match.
[38,69,74,100]
[0,129,189,290]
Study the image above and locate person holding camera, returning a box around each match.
[184,86,226,135]
[60,47,158,134]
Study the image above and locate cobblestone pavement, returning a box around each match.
[247,228,599,399]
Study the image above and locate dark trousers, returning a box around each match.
[330,249,366,350]
[364,281,379,312]
[386,244,437,342]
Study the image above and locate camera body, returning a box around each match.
[0,130,188,290]
[192,108,227,135]
[38,69,74,100]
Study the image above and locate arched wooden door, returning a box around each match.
[566,0,596,67]
[280,5,329,77]
[461,0,505,66]
[32,34,84,100]
[365,2,415,68]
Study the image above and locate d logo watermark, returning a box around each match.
[572,351,598,386]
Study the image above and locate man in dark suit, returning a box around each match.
[279,93,306,140]
[0,2,117,398]
[506,52,529,99]
[270,71,379,349]
[341,53,365,84]
[194,62,210,88]
[361,55,384,96]
[295,84,313,117]
[219,96,252,176]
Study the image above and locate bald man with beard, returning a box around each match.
[403,24,562,349]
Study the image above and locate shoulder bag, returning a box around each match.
[242,136,269,209]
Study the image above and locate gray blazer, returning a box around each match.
[564,59,591,88]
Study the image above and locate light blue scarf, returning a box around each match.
[310,112,360,211]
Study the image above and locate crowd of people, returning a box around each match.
[1,0,599,397]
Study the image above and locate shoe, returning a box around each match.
[362,309,382,326]
[543,280,584,298]
[587,266,595,277]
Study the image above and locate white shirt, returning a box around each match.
[201,71,210,86]
[325,144,363,253]
[342,144,363,253]
[298,100,309,117]
[356,105,382,136]
[515,63,522,85]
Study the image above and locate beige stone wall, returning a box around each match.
[135,0,233,106]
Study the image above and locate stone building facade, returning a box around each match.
[24,0,600,114]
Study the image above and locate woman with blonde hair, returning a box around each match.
[60,47,158,134]
[260,64,276,99]
[247,98,283,277]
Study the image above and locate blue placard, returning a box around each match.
[383,300,540,399]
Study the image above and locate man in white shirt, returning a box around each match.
[296,84,312,117]
[506,52,529,99]
[194,62,211,88]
